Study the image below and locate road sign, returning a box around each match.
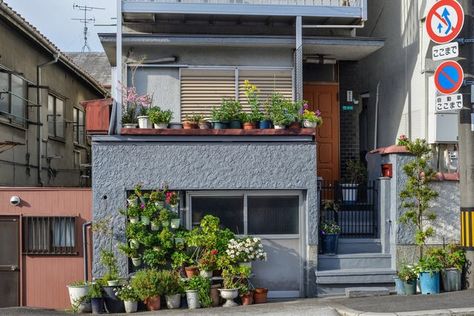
[426,0,464,44]
[435,93,463,112]
[434,60,464,94]
[432,42,459,61]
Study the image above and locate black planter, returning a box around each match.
[229,120,242,129]
[212,121,229,129]
[322,233,339,255]
[91,297,105,314]
[103,286,125,313]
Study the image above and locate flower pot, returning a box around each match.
[274,124,286,130]
[169,122,183,129]
[107,280,119,287]
[185,266,199,278]
[212,121,229,129]
[170,204,179,213]
[131,257,141,267]
[123,123,137,129]
[137,116,151,129]
[129,239,139,249]
[171,218,180,229]
[210,284,221,307]
[199,122,210,129]
[140,216,150,225]
[241,292,254,305]
[219,289,238,307]
[103,286,124,313]
[321,233,339,255]
[243,122,257,130]
[393,277,405,295]
[127,198,138,206]
[124,300,138,313]
[155,201,165,208]
[151,222,160,231]
[289,121,301,129]
[341,183,359,203]
[145,295,161,311]
[185,290,200,309]
[419,272,440,295]
[200,270,213,278]
[67,285,91,313]
[442,268,462,292]
[154,123,168,129]
[229,120,242,129]
[129,217,139,224]
[403,280,417,295]
[165,294,181,309]
[183,122,198,129]
[91,297,105,314]
[303,120,318,128]
[259,120,272,129]
[253,288,268,304]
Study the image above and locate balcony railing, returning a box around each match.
[123,0,362,6]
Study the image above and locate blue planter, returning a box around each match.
[229,120,242,129]
[321,234,339,255]
[212,121,229,129]
[259,120,272,129]
[419,272,440,295]
[394,277,405,295]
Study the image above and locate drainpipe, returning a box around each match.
[83,221,92,281]
[373,81,380,150]
[36,54,60,186]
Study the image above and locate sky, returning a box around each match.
[4,0,116,52]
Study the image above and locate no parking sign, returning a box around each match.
[434,60,464,95]
[426,0,464,44]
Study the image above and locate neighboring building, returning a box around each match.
[67,52,112,91]
[0,1,107,187]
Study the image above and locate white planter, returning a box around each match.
[171,218,180,229]
[165,294,181,309]
[127,198,138,206]
[341,183,359,203]
[67,285,91,313]
[124,300,138,313]
[274,125,286,130]
[129,217,139,224]
[151,222,160,231]
[123,123,137,129]
[129,239,139,249]
[131,257,141,267]
[303,120,317,128]
[137,116,151,129]
[154,123,168,129]
[185,290,200,309]
[199,270,213,278]
[219,289,238,307]
[170,204,179,213]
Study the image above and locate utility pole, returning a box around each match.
[459,0,474,289]
[72,3,105,52]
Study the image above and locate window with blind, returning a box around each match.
[180,68,293,120]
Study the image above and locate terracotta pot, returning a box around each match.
[241,292,254,305]
[289,121,301,129]
[145,295,161,311]
[183,121,198,129]
[185,266,200,278]
[253,288,268,304]
[210,284,221,307]
[243,122,256,130]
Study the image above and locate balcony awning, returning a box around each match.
[99,33,384,65]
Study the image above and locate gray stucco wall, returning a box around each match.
[92,137,318,295]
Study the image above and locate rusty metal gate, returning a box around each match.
[0,217,20,307]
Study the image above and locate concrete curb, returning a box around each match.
[332,304,474,316]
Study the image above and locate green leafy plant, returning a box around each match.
[344,159,367,184]
[114,284,139,301]
[122,106,138,124]
[417,253,444,275]
[118,243,139,258]
[184,276,212,308]
[161,270,183,295]
[142,248,167,269]
[267,93,294,126]
[100,250,119,281]
[242,80,263,122]
[69,280,88,287]
[121,205,141,218]
[130,269,165,300]
[398,134,409,146]
[320,220,341,235]
[171,250,192,270]
[398,264,417,282]
[198,249,218,271]
[149,106,173,124]
[446,245,466,270]
[185,113,203,124]
[89,282,103,299]
[399,139,439,258]
[302,109,323,125]
[221,265,250,290]
[142,203,158,218]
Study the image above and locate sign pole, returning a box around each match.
[458,0,474,289]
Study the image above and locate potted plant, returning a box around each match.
[89,282,104,314]
[268,93,293,129]
[122,106,138,128]
[183,113,201,129]
[302,108,323,128]
[125,223,144,249]
[166,191,179,213]
[141,203,157,225]
[137,106,151,129]
[225,237,266,265]
[198,249,218,278]
[199,118,210,129]
[118,244,141,267]
[242,80,264,129]
[131,269,164,311]
[443,245,466,292]
[417,253,443,295]
[242,113,257,130]
[67,280,91,313]
[239,284,254,306]
[152,190,166,208]
[210,105,229,129]
[127,193,138,207]
[161,270,183,309]
[115,284,139,314]
[341,159,367,203]
[219,268,240,307]
[124,205,140,223]
[149,106,173,129]
[171,250,192,275]
[260,102,272,129]
[123,86,152,129]
[397,264,417,295]
[320,220,341,255]
[100,250,119,286]
[142,249,166,269]
[184,275,212,309]
[223,98,243,128]
[253,287,268,304]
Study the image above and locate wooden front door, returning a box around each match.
[303,84,340,182]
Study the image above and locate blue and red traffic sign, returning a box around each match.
[434,60,464,94]
[426,0,464,44]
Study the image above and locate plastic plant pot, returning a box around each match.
[419,272,440,295]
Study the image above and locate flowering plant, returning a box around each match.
[225,237,266,263]
[198,249,218,271]
[166,191,179,206]
[121,86,152,121]
[243,80,263,122]
[397,134,409,146]
[320,220,341,235]
[115,284,140,301]
[302,109,323,125]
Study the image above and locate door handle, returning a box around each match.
[11,265,18,271]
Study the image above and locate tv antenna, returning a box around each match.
[72,3,105,52]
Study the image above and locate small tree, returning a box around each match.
[399,139,439,258]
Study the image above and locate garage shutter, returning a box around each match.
[238,70,293,111]
[180,69,235,120]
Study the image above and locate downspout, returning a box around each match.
[36,54,60,186]
[83,221,92,281]
[373,81,380,150]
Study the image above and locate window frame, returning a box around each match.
[73,107,85,145]
[47,93,65,139]
[186,190,303,239]
[0,71,28,127]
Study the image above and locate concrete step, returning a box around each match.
[337,238,382,254]
[318,253,392,271]
[345,287,391,298]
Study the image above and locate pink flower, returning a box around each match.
[303,103,309,110]
[315,110,321,117]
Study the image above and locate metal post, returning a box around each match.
[115,0,123,135]
[295,16,303,102]
[459,0,474,288]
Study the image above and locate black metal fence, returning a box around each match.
[318,180,379,238]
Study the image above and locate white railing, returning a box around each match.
[123,0,362,7]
